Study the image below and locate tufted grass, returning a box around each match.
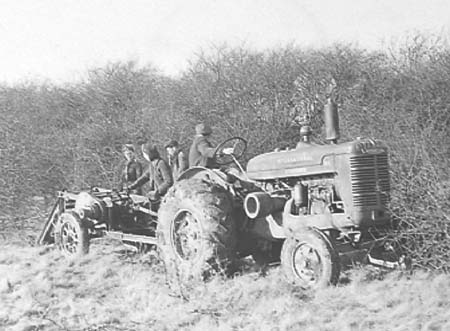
[1,239,449,331]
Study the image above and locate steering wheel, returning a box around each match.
[213,136,247,165]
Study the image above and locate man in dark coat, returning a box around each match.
[129,143,173,202]
[189,123,234,168]
[188,123,217,168]
[165,139,188,180]
[119,144,143,194]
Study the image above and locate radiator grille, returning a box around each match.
[350,153,390,207]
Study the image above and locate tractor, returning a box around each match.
[39,94,407,290]
[156,96,407,289]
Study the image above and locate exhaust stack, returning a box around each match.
[324,98,340,143]
[324,79,340,144]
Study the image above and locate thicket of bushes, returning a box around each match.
[1,35,449,270]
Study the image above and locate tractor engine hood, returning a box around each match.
[246,139,386,180]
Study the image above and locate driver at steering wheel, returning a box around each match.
[189,123,233,168]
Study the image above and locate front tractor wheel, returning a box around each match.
[281,228,340,290]
[55,212,90,258]
[157,178,237,291]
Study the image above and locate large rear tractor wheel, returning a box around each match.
[281,228,340,290]
[55,212,90,258]
[157,178,237,293]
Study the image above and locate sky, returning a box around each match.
[0,0,449,84]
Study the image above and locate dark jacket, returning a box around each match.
[189,135,216,168]
[119,159,143,194]
[130,158,173,196]
[168,150,188,180]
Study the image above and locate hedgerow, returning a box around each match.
[0,35,448,270]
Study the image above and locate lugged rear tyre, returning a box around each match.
[157,178,237,293]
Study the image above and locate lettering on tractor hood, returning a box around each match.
[276,153,314,164]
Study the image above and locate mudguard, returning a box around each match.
[177,166,229,185]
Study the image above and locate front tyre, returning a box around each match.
[55,212,90,258]
[281,228,340,289]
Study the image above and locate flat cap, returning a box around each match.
[195,123,212,135]
[165,140,179,148]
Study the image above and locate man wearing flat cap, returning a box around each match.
[165,139,188,180]
[129,143,173,203]
[188,123,218,168]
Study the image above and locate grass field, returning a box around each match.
[1,233,449,331]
